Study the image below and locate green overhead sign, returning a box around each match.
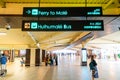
[22,20,104,31]
[23,7,102,17]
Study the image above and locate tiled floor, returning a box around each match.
[1,55,120,80]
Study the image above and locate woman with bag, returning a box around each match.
[89,55,99,80]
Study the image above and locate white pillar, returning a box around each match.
[30,48,35,66]
[40,49,42,64]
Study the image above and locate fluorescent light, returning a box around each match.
[0,32,7,35]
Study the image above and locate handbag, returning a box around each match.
[93,66,99,78]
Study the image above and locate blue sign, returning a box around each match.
[22,20,104,31]
[23,7,102,17]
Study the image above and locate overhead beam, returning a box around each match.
[70,32,90,43]
[103,0,120,10]
[0,0,6,8]
[114,0,120,7]
[83,35,95,48]
[39,32,76,44]
[27,32,39,48]
[0,3,118,15]
[0,44,29,49]
[101,38,120,43]
[38,32,65,43]
[65,32,94,49]
[103,0,114,10]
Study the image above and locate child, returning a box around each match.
[20,57,25,66]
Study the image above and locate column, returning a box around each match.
[81,42,87,66]
[35,49,40,66]
[10,49,15,62]
[40,49,42,64]
[30,48,35,66]
[25,48,42,66]
[42,50,46,62]
[25,49,30,66]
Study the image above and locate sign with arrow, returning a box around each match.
[23,7,102,17]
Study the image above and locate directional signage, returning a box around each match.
[23,7,102,17]
[22,20,104,31]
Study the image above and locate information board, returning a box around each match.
[22,20,104,31]
[81,48,87,62]
[23,7,102,17]
[81,48,87,66]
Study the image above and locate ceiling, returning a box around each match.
[0,0,120,51]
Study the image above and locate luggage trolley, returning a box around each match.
[0,64,7,77]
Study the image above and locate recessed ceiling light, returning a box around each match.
[0,32,7,35]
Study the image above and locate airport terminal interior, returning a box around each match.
[0,0,120,80]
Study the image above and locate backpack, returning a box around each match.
[0,56,7,64]
[89,62,95,70]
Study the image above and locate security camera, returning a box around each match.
[5,24,11,30]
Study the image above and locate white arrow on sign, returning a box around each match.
[26,10,31,14]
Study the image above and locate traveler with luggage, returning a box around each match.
[0,54,7,76]
[89,55,99,80]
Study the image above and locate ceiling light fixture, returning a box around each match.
[5,23,11,30]
[0,32,7,35]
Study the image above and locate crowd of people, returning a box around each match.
[44,54,58,66]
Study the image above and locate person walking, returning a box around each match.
[44,54,49,66]
[54,54,58,66]
[20,57,25,66]
[49,54,53,66]
[0,54,7,75]
[89,55,99,80]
